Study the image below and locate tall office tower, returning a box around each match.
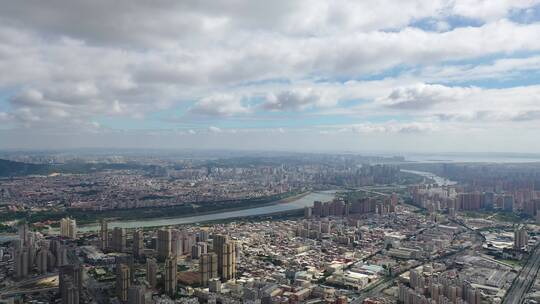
[349,198,376,214]
[322,201,330,217]
[170,229,183,256]
[304,206,312,218]
[146,258,158,288]
[36,248,48,274]
[132,230,144,258]
[235,242,242,260]
[60,217,77,239]
[191,242,208,259]
[128,285,146,304]
[503,194,514,211]
[213,235,236,281]
[409,269,420,289]
[117,255,135,283]
[515,228,529,249]
[116,263,131,302]
[46,249,56,270]
[57,245,68,267]
[212,234,228,255]
[199,253,218,286]
[182,232,195,254]
[59,264,83,304]
[448,207,456,218]
[172,232,183,256]
[457,193,483,211]
[197,230,209,242]
[14,248,29,279]
[344,203,350,216]
[313,201,323,217]
[164,255,177,297]
[112,227,127,252]
[18,223,28,246]
[99,219,108,251]
[391,192,398,210]
[27,239,36,272]
[63,279,80,304]
[332,199,346,216]
[220,241,236,281]
[483,192,495,209]
[25,231,35,248]
[50,239,61,255]
[157,229,172,261]
[191,244,200,259]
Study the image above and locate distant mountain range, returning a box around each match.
[0,158,156,177]
[0,159,50,176]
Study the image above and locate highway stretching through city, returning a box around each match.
[0,273,58,298]
[502,243,540,304]
[350,178,482,304]
[351,234,472,304]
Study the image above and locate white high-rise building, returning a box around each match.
[60,217,77,239]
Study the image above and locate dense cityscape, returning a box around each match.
[2,0,540,303]
[1,152,540,304]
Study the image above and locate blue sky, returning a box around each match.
[1,0,540,152]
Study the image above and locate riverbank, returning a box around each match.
[1,190,307,227]
[76,191,336,232]
[100,191,312,225]
[0,233,17,243]
[130,208,306,232]
[275,191,310,204]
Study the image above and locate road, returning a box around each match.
[349,172,466,303]
[350,245,470,304]
[502,243,540,304]
[351,277,395,303]
[351,222,473,304]
[350,187,390,197]
[0,273,58,298]
[350,199,483,304]
[0,287,57,298]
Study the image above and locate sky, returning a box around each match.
[1,0,540,153]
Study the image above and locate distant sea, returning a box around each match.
[405,153,540,163]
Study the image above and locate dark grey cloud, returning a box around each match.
[511,110,540,121]
[262,89,333,111]
[382,83,470,109]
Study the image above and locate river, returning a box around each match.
[0,235,17,243]
[77,191,336,232]
[401,169,457,186]
[4,171,452,237]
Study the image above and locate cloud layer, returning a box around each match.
[1,0,540,152]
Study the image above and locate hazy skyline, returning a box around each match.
[1,1,540,152]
